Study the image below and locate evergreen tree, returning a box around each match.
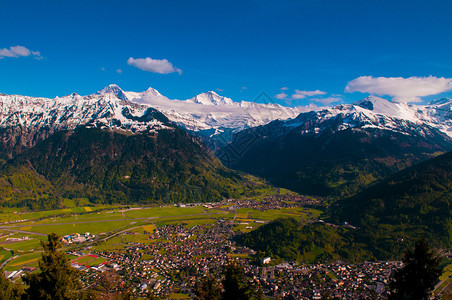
[194,274,222,300]
[22,233,81,299]
[222,263,250,300]
[0,268,22,300]
[388,238,442,300]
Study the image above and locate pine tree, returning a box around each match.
[222,263,250,300]
[388,238,442,300]
[0,268,22,300]
[194,274,222,300]
[22,233,81,299]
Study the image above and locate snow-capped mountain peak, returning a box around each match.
[122,88,308,132]
[97,84,128,101]
[142,87,162,97]
[189,91,234,106]
[350,96,422,124]
[0,87,173,157]
[353,96,398,114]
[1,85,451,154]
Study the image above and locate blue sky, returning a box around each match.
[1,0,451,106]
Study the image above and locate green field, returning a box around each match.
[2,239,44,252]
[168,293,190,299]
[17,220,138,236]
[7,252,41,267]
[4,252,42,271]
[0,202,325,272]
[85,257,107,266]
[0,248,12,264]
[0,205,118,223]
[439,264,452,282]
[236,207,322,222]
[73,255,98,264]
[123,206,208,219]
[91,236,125,252]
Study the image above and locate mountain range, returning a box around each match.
[218,96,452,196]
[0,85,286,209]
[2,84,451,153]
[0,84,451,258]
[1,85,451,203]
[0,84,309,156]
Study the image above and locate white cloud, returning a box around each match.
[311,96,342,105]
[116,69,122,74]
[345,76,452,102]
[31,51,43,60]
[216,88,224,92]
[291,89,326,99]
[280,87,289,90]
[275,92,288,99]
[241,86,247,90]
[0,45,42,59]
[127,57,182,75]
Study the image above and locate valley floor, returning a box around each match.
[0,195,450,299]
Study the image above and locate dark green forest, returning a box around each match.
[239,151,452,261]
[0,127,263,210]
[330,150,452,258]
[237,218,373,263]
[218,117,452,197]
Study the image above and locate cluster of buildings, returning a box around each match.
[61,232,96,244]
[75,218,402,299]
[3,267,35,280]
[246,260,402,299]
[224,194,321,211]
[5,236,30,242]
[88,220,239,297]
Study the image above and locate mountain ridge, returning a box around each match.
[217,101,452,197]
[330,150,452,257]
[2,85,451,136]
[0,126,259,210]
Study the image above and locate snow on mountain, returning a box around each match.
[0,88,170,155]
[422,98,452,136]
[0,85,451,156]
[97,83,128,101]
[0,84,311,150]
[186,91,235,106]
[356,96,452,136]
[277,95,452,138]
[125,88,451,137]
[125,88,309,132]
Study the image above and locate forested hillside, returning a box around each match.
[0,127,262,210]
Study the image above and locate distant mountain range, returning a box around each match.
[218,96,452,196]
[2,84,451,139]
[0,84,309,156]
[2,84,451,152]
[0,85,450,261]
[0,85,285,209]
[1,85,451,203]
